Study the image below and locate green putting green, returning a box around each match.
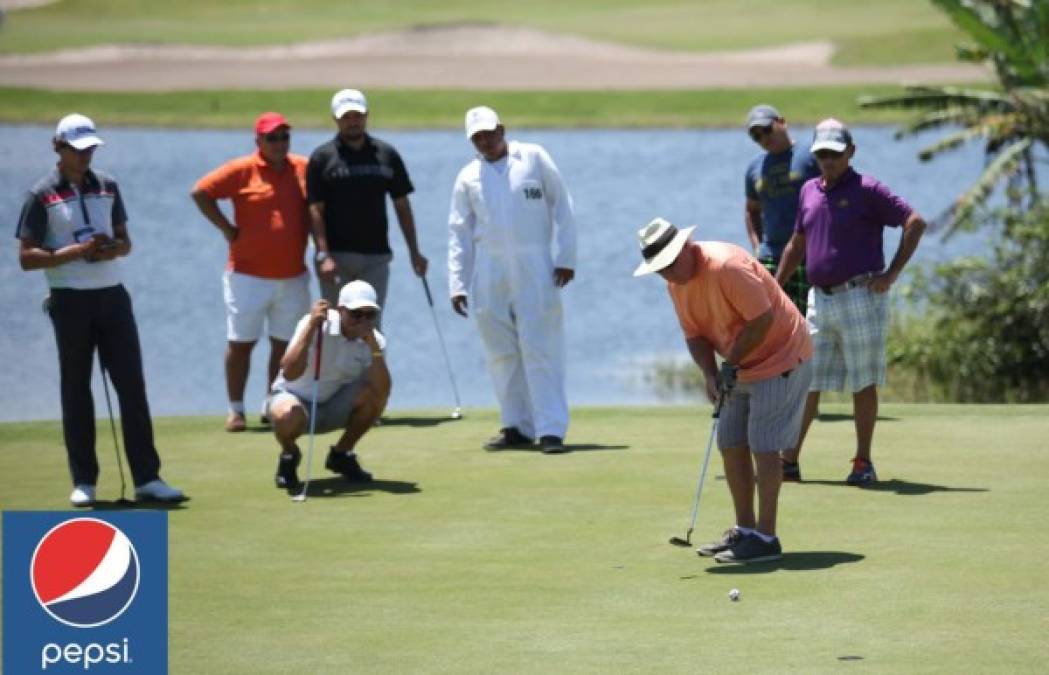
[1,404,1045,672]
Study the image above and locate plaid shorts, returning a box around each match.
[809,284,889,392]
[761,257,809,316]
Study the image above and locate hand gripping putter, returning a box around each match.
[669,394,726,547]
[292,324,325,503]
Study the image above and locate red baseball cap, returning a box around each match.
[255,112,290,135]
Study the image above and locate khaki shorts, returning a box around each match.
[270,379,365,434]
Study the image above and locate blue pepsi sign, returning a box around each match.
[3,511,168,674]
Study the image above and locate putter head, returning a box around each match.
[291,493,307,503]
[451,407,462,420]
[668,536,692,547]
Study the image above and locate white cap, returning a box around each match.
[337,280,381,311]
[465,106,500,139]
[55,113,104,150]
[810,118,853,153]
[331,89,368,118]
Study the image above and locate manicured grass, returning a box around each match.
[1,405,1046,672]
[1,0,964,66]
[0,85,928,130]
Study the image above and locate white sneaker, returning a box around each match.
[70,484,96,507]
[135,479,187,503]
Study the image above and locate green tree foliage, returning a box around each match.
[858,0,1048,233]
[888,205,1049,401]
[864,1,1049,401]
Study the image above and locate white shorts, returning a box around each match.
[223,271,310,343]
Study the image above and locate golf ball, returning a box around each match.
[729,588,741,601]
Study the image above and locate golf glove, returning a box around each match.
[717,362,738,396]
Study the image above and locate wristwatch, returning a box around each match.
[314,251,330,263]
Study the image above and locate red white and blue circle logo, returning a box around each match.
[30,517,140,628]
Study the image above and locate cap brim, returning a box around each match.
[466,122,498,140]
[632,225,696,277]
[67,136,103,150]
[747,117,776,129]
[811,140,847,153]
[333,104,367,118]
[257,122,290,134]
[339,300,380,311]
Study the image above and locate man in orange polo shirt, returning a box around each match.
[191,112,311,432]
[634,217,813,564]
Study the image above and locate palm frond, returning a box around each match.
[892,109,976,139]
[931,0,1031,67]
[917,125,994,161]
[859,86,1012,113]
[941,137,1034,236]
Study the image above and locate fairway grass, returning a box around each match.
[0,0,962,66]
[0,85,927,130]
[1,404,1046,673]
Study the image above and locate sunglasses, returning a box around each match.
[814,149,845,160]
[263,132,290,142]
[347,309,378,320]
[748,124,774,142]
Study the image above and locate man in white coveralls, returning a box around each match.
[448,106,577,454]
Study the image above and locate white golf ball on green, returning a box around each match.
[729,588,741,601]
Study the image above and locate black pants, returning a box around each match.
[48,285,161,487]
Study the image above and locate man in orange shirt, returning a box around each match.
[191,112,311,432]
[634,217,813,564]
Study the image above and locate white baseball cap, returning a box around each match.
[331,89,368,118]
[810,118,854,153]
[55,113,104,150]
[465,106,500,139]
[337,280,381,311]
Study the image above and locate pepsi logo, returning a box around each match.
[30,518,140,628]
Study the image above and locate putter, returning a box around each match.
[669,394,726,547]
[99,356,133,506]
[420,276,463,420]
[292,323,325,503]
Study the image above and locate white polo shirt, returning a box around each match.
[272,309,386,404]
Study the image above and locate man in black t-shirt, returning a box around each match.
[307,88,428,321]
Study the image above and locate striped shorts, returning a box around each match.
[809,285,889,392]
[718,359,813,453]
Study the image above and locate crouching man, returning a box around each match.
[269,280,390,491]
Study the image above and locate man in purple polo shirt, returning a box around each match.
[776,119,926,485]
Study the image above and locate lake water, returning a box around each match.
[1,124,990,422]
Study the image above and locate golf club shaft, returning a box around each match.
[421,276,462,411]
[680,393,727,540]
[98,356,128,501]
[297,324,325,500]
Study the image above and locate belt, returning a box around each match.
[817,273,873,295]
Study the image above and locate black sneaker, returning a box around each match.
[540,435,567,454]
[325,447,373,482]
[714,532,783,564]
[483,427,533,450]
[846,457,877,486]
[275,449,301,491]
[696,528,743,557]
[782,459,801,482]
